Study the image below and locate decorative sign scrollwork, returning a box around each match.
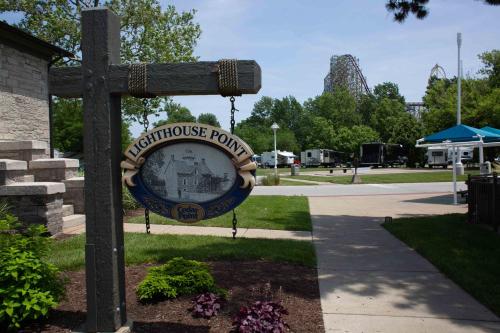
[121,123,256,223]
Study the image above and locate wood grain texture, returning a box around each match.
[49,60,261,97]
[81,7,127,332]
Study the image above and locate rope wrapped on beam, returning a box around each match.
[128,63,156,98]
[218,59,241,97]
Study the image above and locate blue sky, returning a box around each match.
[161,0,499,136]
[2,1,499,136]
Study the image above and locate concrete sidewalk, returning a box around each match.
[310,193,500,332]
[252,181,467,197]
[64,222,312,241]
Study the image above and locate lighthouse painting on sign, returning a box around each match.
[141,142,237,203]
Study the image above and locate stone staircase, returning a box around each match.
[0,140,85,235]
[62,204,85,233]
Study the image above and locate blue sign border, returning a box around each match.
[125,141,255,222]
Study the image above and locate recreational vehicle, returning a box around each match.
[300,149,344,167]
[447,147,474,164]
[427,147,448,168]
[360,143,407,167]
[426,147,474,168]
[261,151,296,168]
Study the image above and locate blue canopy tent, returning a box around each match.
[416,124,500,204]
[481,126,500,136]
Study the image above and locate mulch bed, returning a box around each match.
[21,261,324,332]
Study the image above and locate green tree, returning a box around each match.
[234,122,272,154]
[370,98,406,142]
[197,113,221,127]
[302,116,335,149]
[153,103,195,126]
[331,126,380,156]
[422,72,500,134]
[385,0,499,22]
[304,89,360,129]
[236,96,306,153]
[53,99,132,153]
[357,94,377,125]
[478,50,500,88]
[389,113,424,166]
[373,82,406,104]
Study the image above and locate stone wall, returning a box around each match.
[0,42,49,144]
[0,182,65,235]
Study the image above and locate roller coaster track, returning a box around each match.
[324,54,371,98]
[344,54,371,95]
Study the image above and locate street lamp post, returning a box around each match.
[271,122,279,178]
[454,33,463,203]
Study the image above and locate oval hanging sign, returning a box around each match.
[121,123,256,223]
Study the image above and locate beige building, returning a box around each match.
[0,21,73,151]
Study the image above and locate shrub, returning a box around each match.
[0,214,65,331]
[123,186,141,210]
[190,292,224,319]
[262,174,280,186]
[233,301,289,333]
[136,257,224,302]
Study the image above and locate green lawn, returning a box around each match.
[383,214,500,317]
[285,170,479,184]
[48,233,316,271]
[128,196,312,231]
[256,167,328,176]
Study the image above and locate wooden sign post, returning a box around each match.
[48,7,260,332]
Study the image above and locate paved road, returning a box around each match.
[253,181,467,197]
[309,194,500,332]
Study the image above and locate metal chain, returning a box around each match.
[230,96,238,239]
[232,209,237,239]
[230,96,238,134]
[142,99,151,234]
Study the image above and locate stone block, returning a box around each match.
[0,182,65,196]
[0,159,28,185]
[29,158,79,169]
[0,140,48,161]
[0,159,27,170]
[63,177,84,214]
[29,158,79,182]
[0,140,47,151]
[0,187,64,235]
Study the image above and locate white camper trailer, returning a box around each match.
[261,151,296,168]
[427,147,474,168]
[300,149,341,167]
[427,147,448,168]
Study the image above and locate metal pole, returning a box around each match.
[273,129,277,178]
[457,32,462,125]
[452,146,458,205]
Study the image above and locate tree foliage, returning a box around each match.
[423,51,500,135]
[385,0,500,23]
[197,113,221,127]
[53,99,132,153]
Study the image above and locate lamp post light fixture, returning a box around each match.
[271,122,279,177]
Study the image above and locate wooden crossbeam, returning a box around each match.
[49,61,261,98]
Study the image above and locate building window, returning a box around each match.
[183,178,187,185]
